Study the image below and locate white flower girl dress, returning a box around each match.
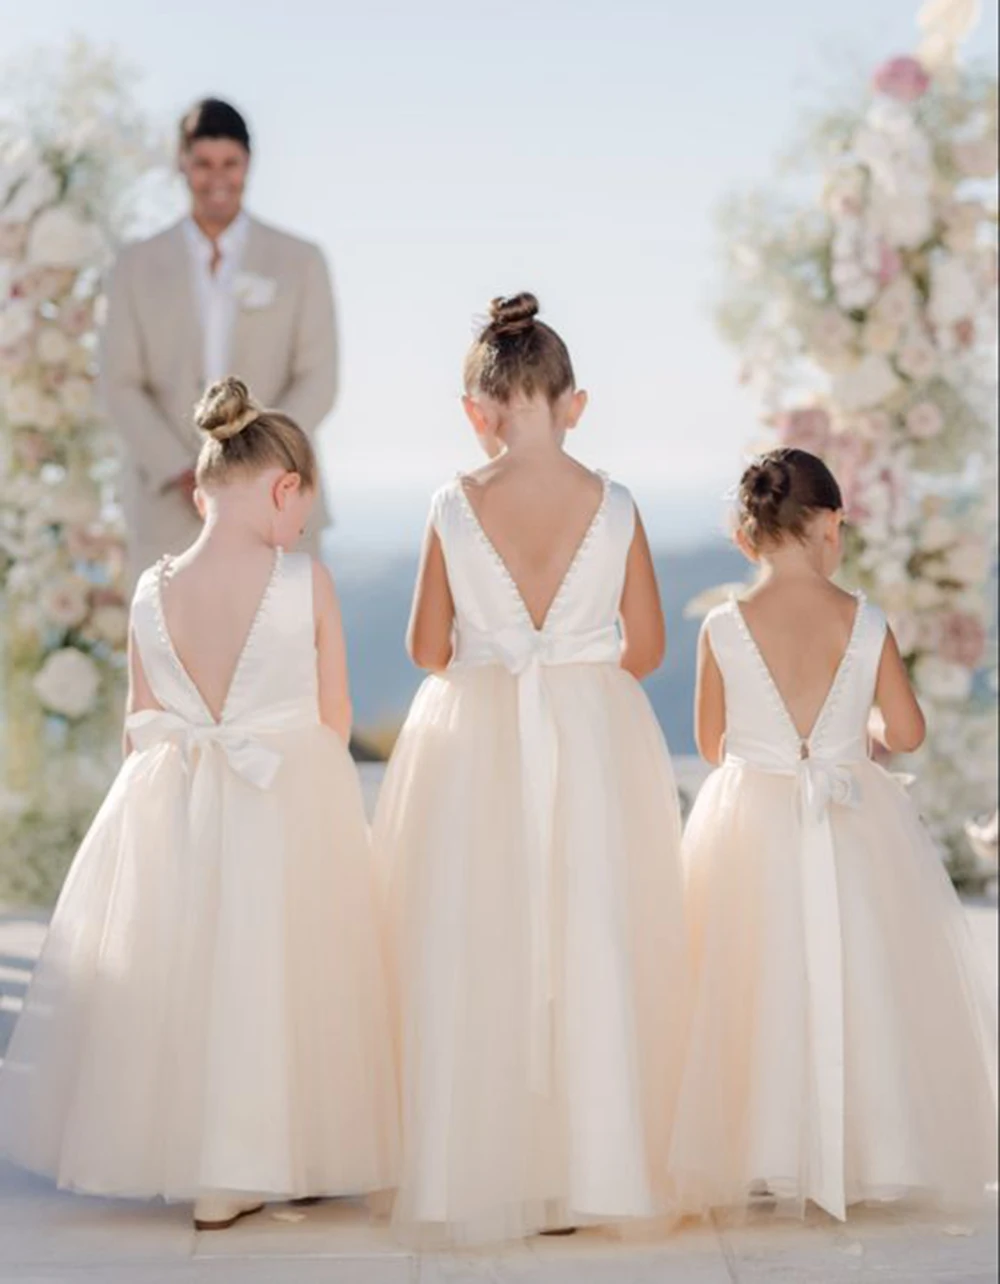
[375,474,689,1245]
[0,550,399,1203]
[669,594,997,1220]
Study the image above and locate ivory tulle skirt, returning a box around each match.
[374,662,689,1245]
[668,759,998,1220]
[0,726,400,1201]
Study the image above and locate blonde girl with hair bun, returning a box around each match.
[0,376,400,1231]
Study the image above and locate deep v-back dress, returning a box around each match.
[0,551,399,1201]
[669,596,997,1219]
[374,475,689,1244]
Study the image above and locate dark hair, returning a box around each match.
[737,447,843,549]
[463,292,575,404]
[194,377,316,490]
[179,99,251,153]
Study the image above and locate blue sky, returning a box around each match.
[3,0,998,544]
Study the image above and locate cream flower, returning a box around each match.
[90,605,129,647]
[914,654,974,702]
[60,375,95,420]
[0,299,35,348]
[897,335,938,382]
[33,648,101,719]
[40,575,91,629]
[27,206,102,269]
[906,401,944,439]
[36,326,73,366]
[919,515,958,552]
[5,382,44,427]
[832,354,902,411]
[862,317,900,355]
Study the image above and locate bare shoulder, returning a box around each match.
[310,557,339,608]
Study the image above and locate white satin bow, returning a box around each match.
[454,621,621,1094]
[798,756,862,824]
[126,709,283,790]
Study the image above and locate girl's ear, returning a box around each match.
[735,527,759,563]
[462,394,489,436]
[272,471,302,511]
[565,389,589,429]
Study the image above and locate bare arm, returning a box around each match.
[694,623,726,766]
[278,246,338,435]
[406,522,454,673]
[99,253,193,493]
[870,627,926,754]
[619,509,666,680]
[313,561,352,742]
[123,625,160,757]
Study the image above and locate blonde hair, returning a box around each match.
[194,377,316,489]
[463,293,575,405]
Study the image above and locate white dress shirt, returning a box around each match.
[182,211,251,386]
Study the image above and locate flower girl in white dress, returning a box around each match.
[374,294,689,1246]
[0,379,399,1229]
[670,448,997,1221]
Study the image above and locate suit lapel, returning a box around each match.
[229,218,277,383]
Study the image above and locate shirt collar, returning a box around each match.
[182,210,251,265]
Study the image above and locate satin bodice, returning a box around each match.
[128,551,319,786]
[706,594,886,772]
[433,472,635,663]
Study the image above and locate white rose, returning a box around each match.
[90,605,129,647]
[928,258,979,329]
[27,206,102,270]
[913,579,946,609]
[60,375,95,420]
[832,354,902,411]
[919,515,958,552]
[32,647,101,719]
[906,401,944,439]
[953,138,998,180]
[36,325,73,366]
[43,485,99,526]
[873,276,919,327]
[890,611,921,654]
[0,299,34,348]
[870,189,934,249]
[233,271,277,311]
[914,654,974,702]
[875,559,910,588]
[896,335,938,382]
[943,539,991,585]
[862,317,900,355]
[5,382,44,427]
[1,155,60,223]
[39,575,91,629]
[35,394,63,433]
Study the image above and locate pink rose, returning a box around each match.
[773,407,832,456]
[953,319,976,349]
[877,243,902,286]
[873,56,931,103]
[938,612,986,669]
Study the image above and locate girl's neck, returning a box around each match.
[756,548,828,584]
[196,495,274,555]
[498,404,565,458]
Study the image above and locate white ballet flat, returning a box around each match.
[193,1197,266,1231]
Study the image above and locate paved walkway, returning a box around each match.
[0,859,996,1281]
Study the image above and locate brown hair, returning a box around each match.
[194,377,316,489]
[179,99,251,153]
[738,447,843,549]
[463,292,575,404]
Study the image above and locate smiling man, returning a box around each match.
[101,99,337,579]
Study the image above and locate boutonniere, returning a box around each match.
[233,271,278,311]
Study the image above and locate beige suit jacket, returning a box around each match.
[100,216,337,580]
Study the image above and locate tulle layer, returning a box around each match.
[669,760,998,1220]
[0,726,400,1201]
[374,663,689,1246]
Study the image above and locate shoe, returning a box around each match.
[193,1197,266,1231]
[539,1227,578,1236]
[289,1196,323,1207]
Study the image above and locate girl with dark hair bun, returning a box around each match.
[667,448,997,1222]
[375,293,689,1246]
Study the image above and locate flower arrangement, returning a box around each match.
[699,0,998,878]
[0,41,167,904]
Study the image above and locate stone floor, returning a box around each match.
[0,879,996,1282]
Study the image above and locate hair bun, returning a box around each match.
[194,376,262,440]
[488,292,539,337]
[744,456,791,513]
